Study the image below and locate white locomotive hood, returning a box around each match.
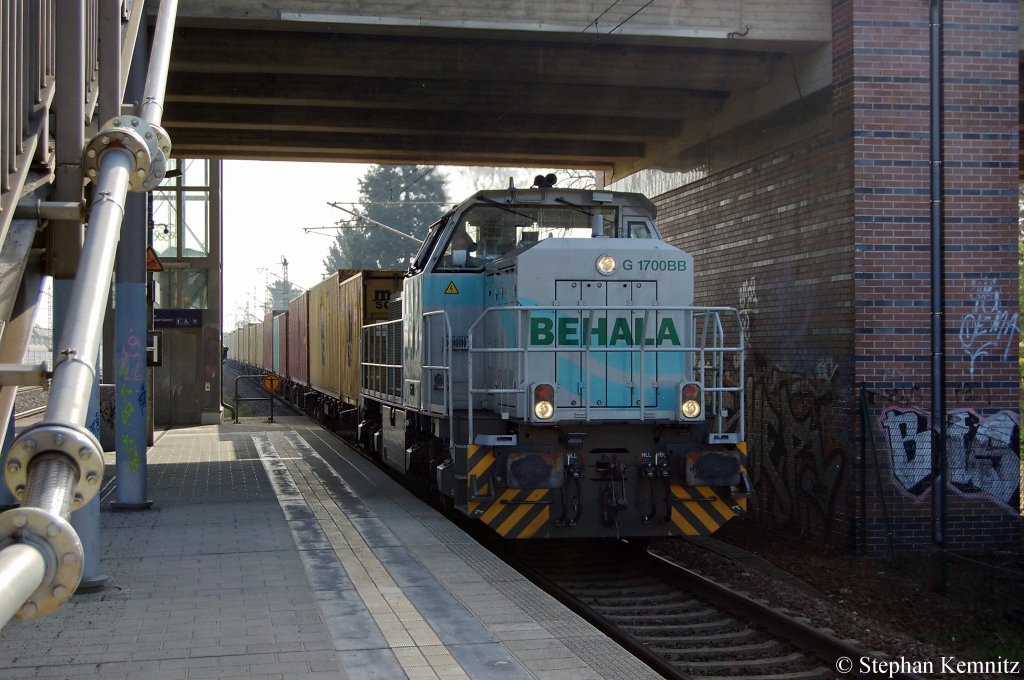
[489,237,695,308]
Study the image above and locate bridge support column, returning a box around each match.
[112,192,152,510]
[112,13,152,510]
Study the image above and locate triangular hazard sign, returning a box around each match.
[444,281,459,295]
[146,246,164,272]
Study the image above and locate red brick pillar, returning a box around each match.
[849,0,1020,553]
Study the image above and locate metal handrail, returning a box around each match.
[0,0,179,629]
[360,310,455,456]
[1,1,56,246]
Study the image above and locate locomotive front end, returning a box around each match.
[449,189,750,538]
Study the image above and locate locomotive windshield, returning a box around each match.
[435,203,633,271]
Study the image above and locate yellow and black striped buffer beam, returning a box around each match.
[466,444,551,539]
[667,483,745,535]
[668,443,749,536]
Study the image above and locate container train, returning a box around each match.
[225,183,750,539]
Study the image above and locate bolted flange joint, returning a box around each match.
[83,115,172,192]
[0,507,84,619]
[5,422,105,511]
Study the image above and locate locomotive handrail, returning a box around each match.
[361,310,454,450]
[462,304,745,450]
[420,311,454,450]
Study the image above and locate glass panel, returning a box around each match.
[153,270,209,309]
[182,191,210,257]
[435,205,618,272]
[151,189,178,258]
[181,269,209,309]
[179,158,209,187]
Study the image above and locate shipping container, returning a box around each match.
[272,311,287,376]
[339,270,404,405]
[308,272,341,398]
[239,324,249,366]
[247,320,263,368]
[262,312,274,373]
[287,292,309,386]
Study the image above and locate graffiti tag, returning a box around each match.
[881,407,1019,507]
[958,280,1018,376]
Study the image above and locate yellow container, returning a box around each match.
[338,270,404,405]
[308,272,342,398]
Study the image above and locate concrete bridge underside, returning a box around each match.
[164,0,832,181]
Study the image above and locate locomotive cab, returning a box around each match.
[361,184,750,539]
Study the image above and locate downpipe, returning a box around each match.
[0,0,179,627]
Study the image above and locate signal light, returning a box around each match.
[679,382,703,421]
[533,383,555,420]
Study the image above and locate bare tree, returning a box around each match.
[452,167,597,194]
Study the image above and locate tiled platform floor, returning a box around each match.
[0,417,659,680]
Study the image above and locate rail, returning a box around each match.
[0,0,178,628]
[463,304,744,449]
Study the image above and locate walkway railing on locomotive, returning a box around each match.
[361,323,402,400]
[463,304,745,447]
[360,311,453,441]
[694,308,746,439]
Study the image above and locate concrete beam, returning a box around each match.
[168,27,784,92]
[176,0,830,44]
[164,71,727,119]
[617,44,833,180]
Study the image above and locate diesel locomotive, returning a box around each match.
[226,183,750,539]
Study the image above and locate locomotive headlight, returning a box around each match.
[678,382,703,421]
[595,254,616,276]
[533,383,555,420]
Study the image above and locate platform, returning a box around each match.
[0,416,660,680]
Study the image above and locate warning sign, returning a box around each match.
[146,246,164,272]
[444,281,459,295]
[262,374,282,393]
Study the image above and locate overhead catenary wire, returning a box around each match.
[327,202,423,243]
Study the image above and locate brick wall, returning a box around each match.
[852,0,1019,553]
[655,0,1020,553]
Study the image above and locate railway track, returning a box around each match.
[13,386,47,420]
[502,539,913,680]
[221,363,304,419]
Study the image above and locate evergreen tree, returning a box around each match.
[323,165,448,273]
[265,278,302,312]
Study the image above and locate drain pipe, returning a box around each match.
[0,0,179,627]
[928,0,948,594]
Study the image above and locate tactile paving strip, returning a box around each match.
[254,431,471,680]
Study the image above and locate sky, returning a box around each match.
[221,161,474,329]
[221,161,550,329]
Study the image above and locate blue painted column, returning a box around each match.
[112,209,151,509]
[112,22,152,509]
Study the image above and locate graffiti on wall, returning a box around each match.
[881,407,1020,509]
[958,279,1018,376]
[744,359,851,541]
[735,275,852,542]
